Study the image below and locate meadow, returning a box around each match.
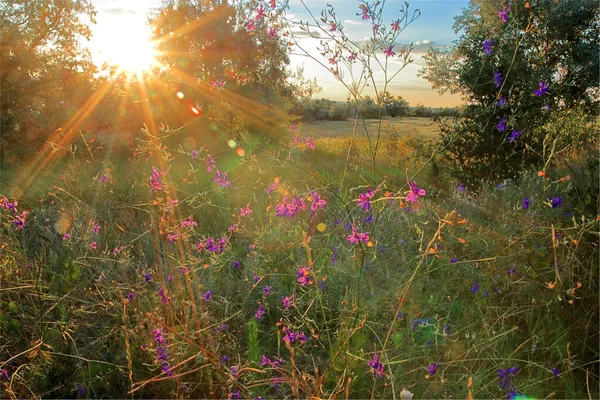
[1,114,598,399]
[1,0,599,399]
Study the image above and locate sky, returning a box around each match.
[89,0,468,107]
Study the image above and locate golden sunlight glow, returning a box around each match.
[89,13,158,76]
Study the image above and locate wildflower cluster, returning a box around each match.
[153,328,173,377]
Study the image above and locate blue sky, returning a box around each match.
[90,0,468,107]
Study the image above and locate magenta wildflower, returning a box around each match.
[266,181,279,194]
[426,362,439,376]
[203,290,212,301]
[246,19,256,32]
[384,45,395,57]
[533,81,549,96]
[213,170,231,188]
[347,225,370,245]
[62,232,71,241]
[359,4,369,20]
[191,149,200,159]
[406,181,426,203]
[358,189,375,211]
[211,80,225,90]
[205,154,216,172]
[263,285,273,296]
[240,204,253,217]
[158,287,170,304]
[168,233,179,243]
[144,273,152,283]
[89,242,97,250]
[255,6,266,20]
[1,368,8,379]
[498,7,510,23]
[99,174,109,183]
[92,224,101,234]
[368,353,385,378]
[13,211,26,230]
[181,216,198,228]
[305,137,315,149]
[282,296,292,310]
[297,266,313,286]
[255,304,265,320]
[149,166,165,192]
[391,19,401,31]
[310,191,326,216]
[76,385,86,397]
[268,27,278,38]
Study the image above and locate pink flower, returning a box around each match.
[89,242,97,249]
[305,137,315,149]
[181,216,198,228]
[358,189,375,211]
[205,154,216,172]
[149,166,168,192]
[347,225,369,245]
[391,20,401,32]
[405,181,426,203]
[498,7,510,23]
[384,45,395,57]
[310,191,326,216]
[62,233,71,241]
[240,204,253,217]
[268,27,278,38]
[297,266,312,286]
[255,6,266,20]
[266,181,279,194]
[246,19,256,32]
[282,296,292,310]
[92,224,101,234]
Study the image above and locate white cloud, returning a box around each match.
[414,40,432,45]
[343,20,363,26]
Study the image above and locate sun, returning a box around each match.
[89,13,159,77]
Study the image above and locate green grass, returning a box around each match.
[0,119,598,399]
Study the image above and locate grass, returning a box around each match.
[0,118,598,399]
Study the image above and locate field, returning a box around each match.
[1,116,598,399]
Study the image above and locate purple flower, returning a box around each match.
[310,191,326,216]
[483,39,493,55]
[494,71,503,88]
[221,355,229,363]
[383,45,395,57]
[92,224,101,234]
[497,97,507,107]
[496,118,507,132]
[62,232,71,241]
[498,7,510,23]
[457,183,465,192]
[534,81,549,96]
[551,367,560,378]
[406,181,426,203]
[205,154,216,172]
[158,287,170,304]
[1,368,8,379]
[149,166,165,192]
[426,362,439,376]
[282,296,292,310]
[203,290,212,301]
[76,385,86,397]
[191,149,200,159]
[358,189,374,211]
[550,197,563,208]
[498,367,520,398]
[99,174,109,183]
[508,265,516,275]
[144,273,152,283]
[450,257,457,264]
[367,353,385,378]
[233,260,241,270]
[297,266,312,286]
[213,170,231,188]
[263,285,273,296]
[471,282,480,293]
[522,197,530,209]
[13,211,26,230]
[255,304,266,320]
[508,130,522,143]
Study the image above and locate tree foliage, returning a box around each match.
[148,0,297,139]
[0,0,97,152]
[420,0,599,182]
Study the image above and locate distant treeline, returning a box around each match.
[291,95,463,121]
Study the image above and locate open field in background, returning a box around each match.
[300,117,440,138]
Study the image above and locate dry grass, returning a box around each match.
[299,117,441,138]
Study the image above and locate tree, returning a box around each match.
[0,0,97,153]
[148,0,297,139]
[420,0,599,182]
[379,91,410,117]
